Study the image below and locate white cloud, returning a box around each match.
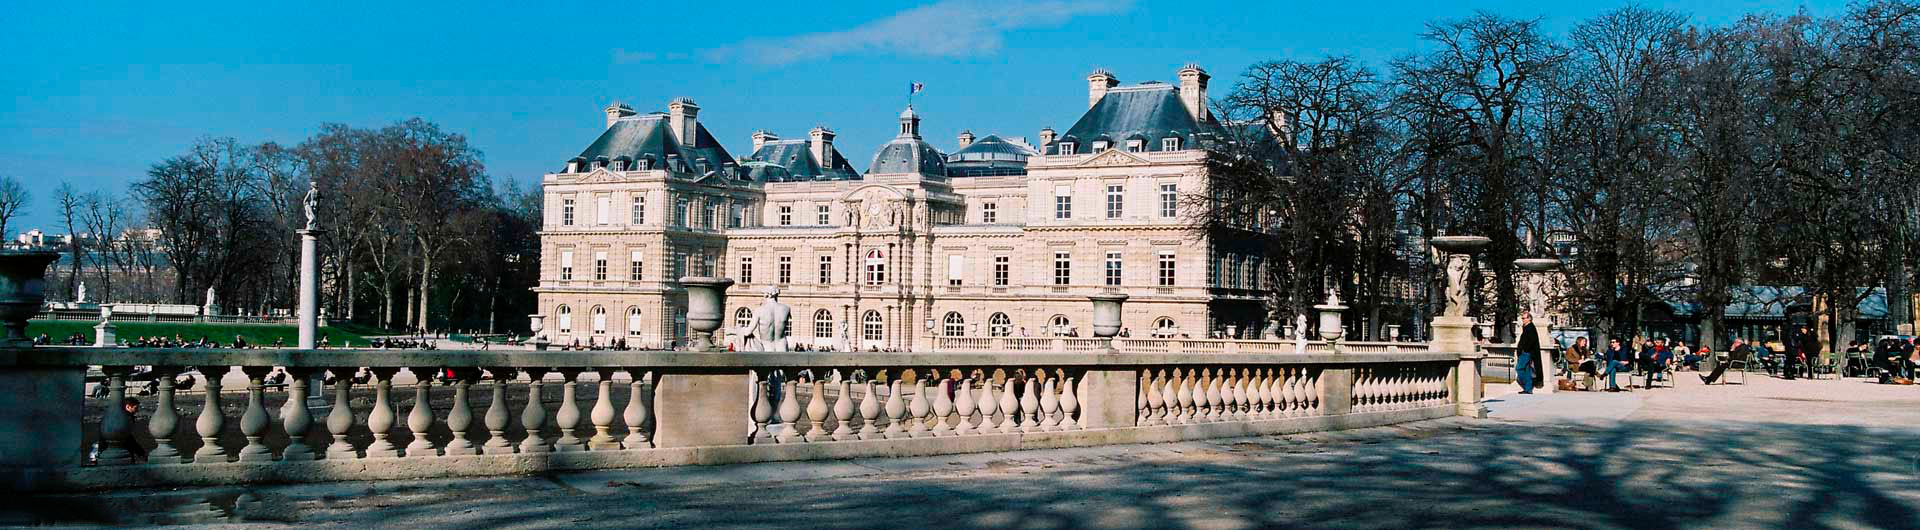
[705,0,1134,65]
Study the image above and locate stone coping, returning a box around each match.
[0,347,1462,369]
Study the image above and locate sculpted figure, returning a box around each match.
[1444,256,1469,318]
[735,287,791,351]
[303,181,321,231]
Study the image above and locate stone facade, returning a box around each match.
[535,66,1275,350]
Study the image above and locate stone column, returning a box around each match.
[298,229,324,349]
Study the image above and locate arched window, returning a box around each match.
[813,309,834,338]
[590,306,608,335]
[556,305,573,333]
[989,313,1012,337]
[1153,317,1177,337]
[1048,315,1071,336]
[864,249,887,285]
[627,307,644,336]
[734,307,754,329]
[862,310,884,341]
[943,312,966,337]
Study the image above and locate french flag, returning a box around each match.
[910,82,924,95]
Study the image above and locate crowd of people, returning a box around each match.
[1549,324,1920,391]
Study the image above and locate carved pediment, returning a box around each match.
[573,168,623,184]
[1075,149,1151,167]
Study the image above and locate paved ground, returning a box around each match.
[16,372,1920,529]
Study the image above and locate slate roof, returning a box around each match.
[947,135,1036,177]
[569,114,739,178]
[742,139,860,182]
[1661,286,1890,320]
[1046,84,1223,155]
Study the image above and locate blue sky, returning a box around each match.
[0,0,1844,233]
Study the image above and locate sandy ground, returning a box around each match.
[20,371,1920,529]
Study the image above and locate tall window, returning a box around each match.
[562,199,576,226]
[734,307,754,329]
[674,198,688,226]
[591,306,607,335]
[556,305,573,333]
[596,196,611,225]
[993,256,1010,286]
[703,204,717,229]
[738,257,753,283]
[1054,195,1072,220]
[1248,256,1261,290]
[630,250,644,281]
[818,256,833,284]
[1106,185,1124,219]
[864,249,887,285]
[1105,251,1122,286]
[560,251,574,281]
[1160,184,1178,218]
[593,251,608,281]
[1229,254,1243,289]
[943,312,966,337]
[947,255,964,286]
[1207,250,1218,287]
[777,256,792,284]
[862,310,883,341]
[1048,315,1071,335]
[1053,252,1071,285]
[778,205,793,226]
[817,205,831,225]
[1158,252,1176,286]
[813,309,834,338]
[988,312,1012,337]
[729,204,744,228]
[981,202,997,224]
[631,196,645,225]
[626,307,644,337]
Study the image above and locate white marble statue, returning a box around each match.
[1293,313,1308,353]
[1444,255,1469,318]
[204,287,217,315]
[734,287,791,352]
[303,181,321,231]
[75,282,88,304]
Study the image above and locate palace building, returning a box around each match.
[535,65,1277,350]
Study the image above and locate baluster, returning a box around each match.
[1059,376,1079,430]
[519,368,552,453]
[1232,369,1250,420]
[1196,369,1214,422]
[483,368,515,453]
[554,369,586,452]
[444,368,481,456]
[195,365,232,463]
[774,376,802,443]
[96,367,134,465]
[976,377,1001,434]
[997,379,1020,434]
[237,366,274,462]
[906,378,931,438]
[623,368,651,449]
[1255,369,1274,419]
[324,368,358,459]
[953,378,975,436]
[1206,369,1225,422]
[589,368,619,450]
[831,373,858,441]
[1038,377,1061,431]
[1159,369,1179,425]
[804,377,830,442]
[930,377,955,436]
[402,367,438,457]
[857,380,884,441]
[365,368,401,458]
[1311,369,1325,413]
[148,367,184,464]
[1141,370,1163,426]
[1290,368,1306,416]
[1171,369,1192,424]
[884,380,910,439]
[1019,377,1041,433]
[749,371,773,444]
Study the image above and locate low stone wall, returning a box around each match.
[0,347,1475,492]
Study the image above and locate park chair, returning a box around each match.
[1812,358,1838,380]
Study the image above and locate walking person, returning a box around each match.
[1515,314,1540,394]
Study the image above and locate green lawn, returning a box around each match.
[27,320,369,347]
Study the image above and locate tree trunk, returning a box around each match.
[417,252,433,334]
[382,284,395,331]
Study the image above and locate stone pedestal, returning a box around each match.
[1079,368,1136,428]
[650,369,749,448]
[1432,316,1487,418]
[94,321,116,348]
[297,229,323,350]
[1320,368,1353,416]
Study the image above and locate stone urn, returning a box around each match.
[1314,293,1347,343]
[679,276,735,351]
[1430,235,1491,255]
[527,314,548,350]
[1088,294,1129,338]
[0,250,59,347]
[1514,258,1559,272]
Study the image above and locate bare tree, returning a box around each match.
[0,176,27,245]
[55,183,82,299]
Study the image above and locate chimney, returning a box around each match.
[1038,127,1057,149]
[1087,69,1119,109]
[751,130,778,153]
[1177,64,1210,121]
[808,126,836,165]
[668,97,700,147]
[604,102,636,129]
[957,130,975,148]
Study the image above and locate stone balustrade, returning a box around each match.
[932,336,1430,354]
[0,347,1471,492]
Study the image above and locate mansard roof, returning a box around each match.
[947,135,1035,177]
[743,139,860,182]
[1046,84,1223,155]
[570,114,739,177]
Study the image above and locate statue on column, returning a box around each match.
[303,181,321,231]
[204,287,218,316]
[734,287,791,351]
[1444,255,1469,318]
[76,282,88,304]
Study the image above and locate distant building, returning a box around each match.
[535,65,1280,349]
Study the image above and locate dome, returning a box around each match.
[867,138,947,176]
[899,106,919,120]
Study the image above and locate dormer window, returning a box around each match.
[1059,142,1077,155]
[612,158,629,171]
[1126,139,1144,153]
[1093,140,1110,152]
[1162,137,1181,151]
[637,157,653,171]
